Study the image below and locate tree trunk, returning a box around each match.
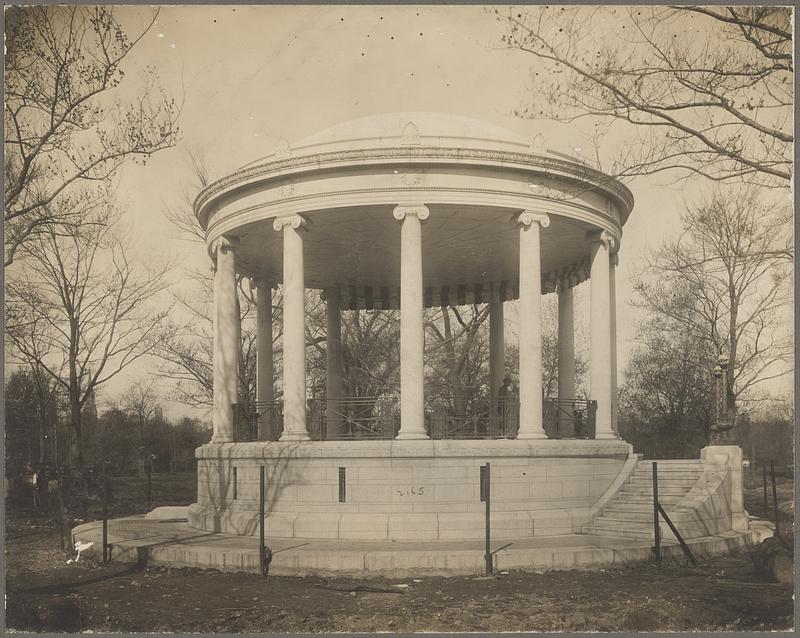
[70,400,82,466]
[37,390,47,465]
[442,309,465,414]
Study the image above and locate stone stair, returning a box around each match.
[583,460,704,539]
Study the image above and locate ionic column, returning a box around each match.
[274,215,309,441]
[325,288,344,438]
[557,282,576,438]
[212,236,240,443]
[516,211,549,440]
[489,300,505,409]
[393,205,429,440]
[609,252,619,435]
[255,278,274,440]
[588,230,617,439]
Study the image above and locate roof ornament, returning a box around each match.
[530,132,546,153]
[401,121,421,145]
[273,137,292,159]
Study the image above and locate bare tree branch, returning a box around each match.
[4,6,182,265]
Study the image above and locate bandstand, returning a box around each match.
[186,113,747,545]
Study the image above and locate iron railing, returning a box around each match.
[233,395,596,442]
[544,398,597,439]
[428,395,519,439]
[309,396,400,440]
[233,401,283,442]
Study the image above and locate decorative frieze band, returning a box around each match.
[195,146,635,221]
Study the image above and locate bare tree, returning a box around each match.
[123,378,158,436]
[634,185,793,420]
[163,147,213,243]
[155,148,287,407]
[500,5,792,187]
[122,378,159,469]
[4,5,181,265]
[341,310,401,398]
[5,203,171,464]
[426,305,490,404]
[156,271,286,408]
[619,324,715,457]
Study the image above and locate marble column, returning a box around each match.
[516,211,549,440]
[489,300,505,414]
[588,230,616,439]
[557,282,576,438]
[212,236,240,443]
[325,288,344,439]
[274,215,310,441]
[609,253,619,435]
[255,278,274,440]
[393,205,430,440]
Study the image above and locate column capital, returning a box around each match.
[249,277,276,292]
[586,229,617,251]
[515,211,550,228]
[319,286,341,302]
[393,205,429,222]
[273,214,309,232]
[211,235,239,257]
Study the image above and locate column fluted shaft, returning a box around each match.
[489,300,505,414]
[557,285,576,437]
[212,237,240,443]
[255,279,274,440]
[517,211,549,440]
[325,289,344,438]
[609,254,619,435]
[394,205,429,440]
[275,215,309,441]
[588,230,616,439]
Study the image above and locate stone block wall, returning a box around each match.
[663,445,749,540]
[188,439,632,540]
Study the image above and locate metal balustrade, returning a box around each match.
[232,395,596,442]
[428,395,520,439]
[544,398,598,439]
[309,396,400,441]
[232,401,283,442]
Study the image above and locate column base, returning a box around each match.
[516,431,549,440]
[558,421,575,439]
[211,435,233,444]
[279,433,311,442]
[732,512,750,532]
[394,431,430,441]
[595,432,620,440]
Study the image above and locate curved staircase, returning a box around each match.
[583,460,704,539]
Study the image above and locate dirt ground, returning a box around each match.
[5,473,795,633]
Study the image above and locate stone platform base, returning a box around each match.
[190,439,633,540]
[71,516,774,578]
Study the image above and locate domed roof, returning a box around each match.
[296,112,527,148]
[242,112,553,168]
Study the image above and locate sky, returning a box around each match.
[29,5,791,419]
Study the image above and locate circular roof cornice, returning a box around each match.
[194,146,634,230]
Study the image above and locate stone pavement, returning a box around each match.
[71,515,774,578]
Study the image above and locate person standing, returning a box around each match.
[31,466,42,511]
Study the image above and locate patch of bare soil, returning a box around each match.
[5,514,793,633]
